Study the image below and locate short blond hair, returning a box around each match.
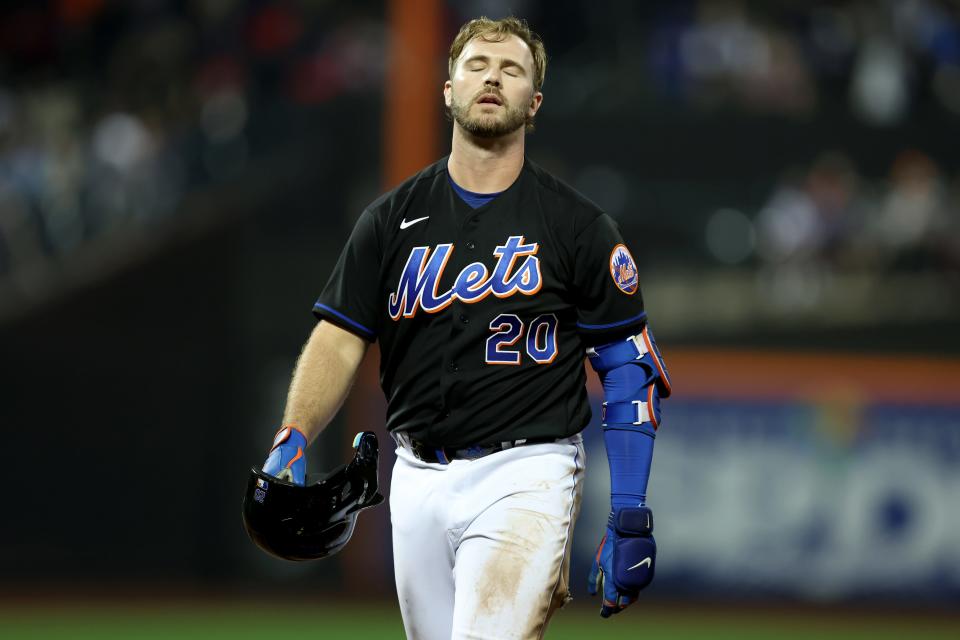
[448,16,547,91]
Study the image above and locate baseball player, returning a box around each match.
[260,16,671,640]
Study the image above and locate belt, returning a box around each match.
[397,433,561,465]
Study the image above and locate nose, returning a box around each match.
[483,68,501,88]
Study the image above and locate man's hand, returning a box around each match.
[262,425,307,486]
[587,506,656,618]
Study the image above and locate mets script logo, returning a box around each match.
[610,244,638,295]
[388,236,541,319]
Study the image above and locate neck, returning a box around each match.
[447,124,525,193]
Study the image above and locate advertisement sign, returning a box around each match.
[576,350,960,600]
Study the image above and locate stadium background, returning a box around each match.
[1,0,958,637]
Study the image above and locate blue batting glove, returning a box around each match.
[262,425,307,486]
[587,506,656,618]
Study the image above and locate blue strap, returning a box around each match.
[602,384,662,431]
[588,326,672,398]
[588,337,645,372]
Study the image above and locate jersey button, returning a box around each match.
[466,241,476,250]
[448,362,459,373]
[459,314,469,324]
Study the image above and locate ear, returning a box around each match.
[443,80,453,108]
[528,91,543,118]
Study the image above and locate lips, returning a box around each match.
[476,93,503,106]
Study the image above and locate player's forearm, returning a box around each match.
[281,320,369,444]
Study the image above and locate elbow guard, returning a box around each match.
[587,325,672,434]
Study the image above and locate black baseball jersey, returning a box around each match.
[314,157,647,448]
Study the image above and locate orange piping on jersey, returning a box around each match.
[509,238,542,296]
[536,319,549,356]
[463,286,495,305]
[389,245,440,320]
[491,235,527,296]
[529,313,559,364]
[491,236,541,298]
[421,242,457,315]
[521,261,544,296]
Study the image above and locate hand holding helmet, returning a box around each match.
[242,431,384,561]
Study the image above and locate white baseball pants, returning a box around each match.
[389,435,585,640]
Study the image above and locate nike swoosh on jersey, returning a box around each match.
[400,216,429,229]
[627,557,652,571]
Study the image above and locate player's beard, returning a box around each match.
[450,89,531,138]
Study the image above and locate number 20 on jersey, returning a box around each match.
[486,313,558,365]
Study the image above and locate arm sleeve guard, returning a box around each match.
[587,325,671,436]
[588,325,671,509]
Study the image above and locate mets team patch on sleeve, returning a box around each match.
[609,244,639,295]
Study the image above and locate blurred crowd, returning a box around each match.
[693,146,959,310]
[755,149,959,272]
[0,0,957,287]
[577,0,960,280]
[702,149,960,274]
[0,0,384,278]
[648,0,960,122]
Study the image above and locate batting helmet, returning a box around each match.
[242,431,385,561]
